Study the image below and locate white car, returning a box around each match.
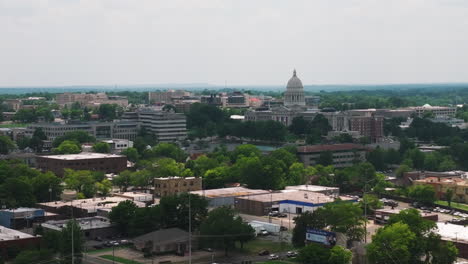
[268,254,279,260]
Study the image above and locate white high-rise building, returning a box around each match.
[283,69,305,107]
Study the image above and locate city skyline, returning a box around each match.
[1,0,468,86]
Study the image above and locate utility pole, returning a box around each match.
[71,200,74,264]
[188,194,192,264]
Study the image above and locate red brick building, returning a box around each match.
[0,226,41,260]
[349,114,383,143]
[36,153,127,177]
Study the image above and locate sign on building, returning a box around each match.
[306,228,336,246]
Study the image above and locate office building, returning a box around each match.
[148,90,192,104]
[297,143,367,168]
[122,108,187,142]
[154,177,202,197]
[56,93,128,108]
[26,121,139,141]
[407,104,457,118]
[36,153,127,177]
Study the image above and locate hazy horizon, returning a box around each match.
[1,0,468,86]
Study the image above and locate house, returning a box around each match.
[133,228,193,255]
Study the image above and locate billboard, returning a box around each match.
[306,228,336,246]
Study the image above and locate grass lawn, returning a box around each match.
[87,245,130,254]
[435,200,468,211]
[100,255,143,264]
[237,239,294,255]
[255,260,294,264]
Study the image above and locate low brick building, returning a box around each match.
[0,226,41,260]
[297,144,367,168]
[41,217,117,240]
[154,177,202,197]
[36,153,127,177]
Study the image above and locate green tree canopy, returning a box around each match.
[92,142,111,153]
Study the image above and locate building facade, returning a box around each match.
[297,144,367,168]
[122,108,187,142]
[154,177,202,197]
[26,121,139,141]
[56,93,128,108]
[284,70,305,107]
[36,153,127,177]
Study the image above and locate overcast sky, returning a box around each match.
[1,0,468,86]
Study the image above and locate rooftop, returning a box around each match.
[154,176,198,181]
[436,222,468,243]
[285,185,339,192]
[0,226,34,241]
[38,196,145,213]
[297,143,366,153]
[236,190,355,205]
[114,192,153,202]
[38,153,125,160]
[190,187,269,198]
[134,228,189,245]
[42,217,112,231]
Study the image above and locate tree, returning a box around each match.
[408,185,436,205]
[113,170,133,192]
[366,147,386,171]
[322,201,365,242]
[109,200,138,235]
[13,250,52,264]
[53,140,81,154]
[329,245,353,264]
[297,243,331,264]
[98,104,120,121]
[52,131,95,147]
[95,179,112,196]
[122,147,139,162]
[0,135,15,154]
[396,164,411,178]
[200,206,254,256]
[92,142,110,153]
[30,172,62,202]
[289,116,310,135]
[230,144,261,162]
[367,222,417,264]
[287,162,307,185]
[60,220,84,264]
[63,169,96,198]
[292,210,327,247]
[317,151,333,166]
[360,194,383,214]
[144,143,187,162]
[0,178,35,208]
[158,193,208,231]
[445,188,454,207]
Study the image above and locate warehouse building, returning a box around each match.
[190,187,269,207]
[0,226,41,260]
[234,190,356,216]
[42,216,117,240]
[285,185,340,196]
[37,197,145,218]
[0,208,57,229]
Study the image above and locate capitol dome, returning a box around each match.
[287,69,304,90]
[284,69,305,107]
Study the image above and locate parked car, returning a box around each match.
[93,244,104,249]
[258,250,270,256]
[280,226,288,231]
[203,248,213,252]
[269,212,279,217]
[277,213,287,218]
[286,251,298,258]
[268,254,279,260]
[260,230,269,236]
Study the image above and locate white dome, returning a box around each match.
[286,69,304,90]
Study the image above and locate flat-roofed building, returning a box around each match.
[0,226,41,260]
[121,108,187,142]
[0,208,56,229]
[37,196,145,218]
[190,187,270,207]
[26,121,139,141]
[407,104,457,118]
[154,177,202,197]
[36,153,127,177]
[436,222,468,258]
[113,192,153,203]
[285,185,340,196]
[41,216,116,240]
[234,190,356,216]
[297,144,367,168]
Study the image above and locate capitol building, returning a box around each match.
[245,69,317,126]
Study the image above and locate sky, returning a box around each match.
[1,0,468,87]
